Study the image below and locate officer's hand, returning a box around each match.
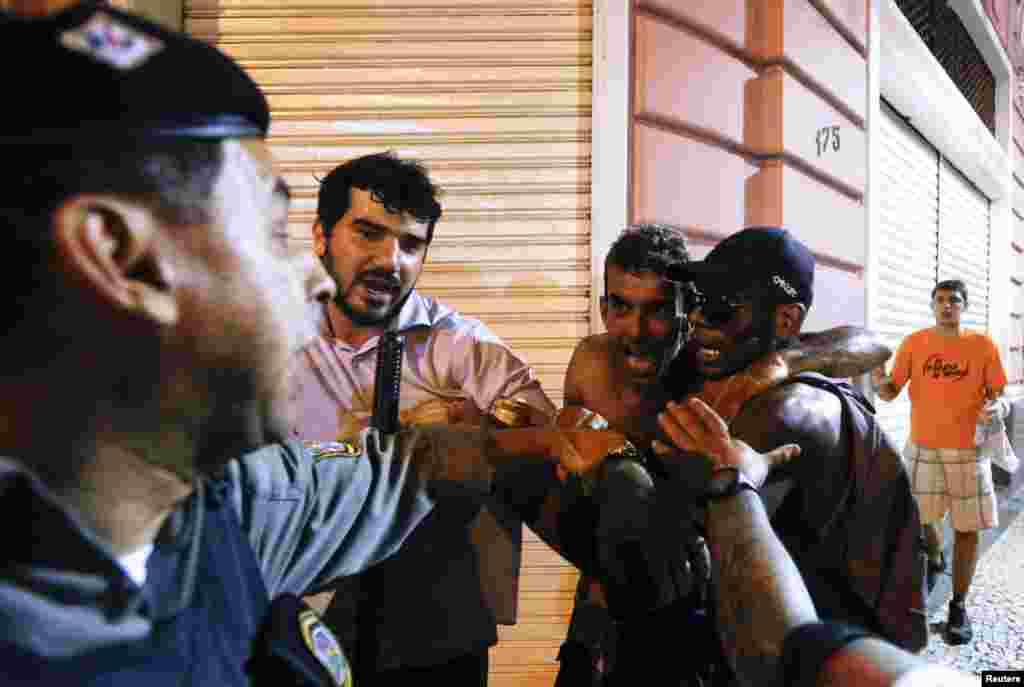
[336,411,371,443]
[399,398,487,426]
[694,351,789,423]
[653,397,800,488]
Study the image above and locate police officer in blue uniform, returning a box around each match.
[0,4,629,685]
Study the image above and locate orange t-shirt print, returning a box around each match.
[890,328,1008,450]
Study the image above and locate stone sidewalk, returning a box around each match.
[919,483,1024,672]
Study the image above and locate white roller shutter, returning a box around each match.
[184,4,592,685]
[874,102,940,449]
[938,157,991,330]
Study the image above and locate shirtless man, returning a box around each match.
[565,224,888,444]
[558,224,919,686]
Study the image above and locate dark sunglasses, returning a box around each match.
[692,290,746,326]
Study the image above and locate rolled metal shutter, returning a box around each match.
[874,101,940,449]
[183,4,593,685]
[938,157,991,331]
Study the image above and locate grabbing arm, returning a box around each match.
[655,399,971,687]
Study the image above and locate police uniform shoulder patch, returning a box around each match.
[298,608,351,687]
[60,11,164,70]
[305,440,362,462]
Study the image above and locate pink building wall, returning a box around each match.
[629,0,869,330]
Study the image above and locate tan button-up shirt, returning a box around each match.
[290,291,555,668]
[292,291,554,440]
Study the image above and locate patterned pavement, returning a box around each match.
[919,482,1024,672]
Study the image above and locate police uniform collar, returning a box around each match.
[0,459,145,621]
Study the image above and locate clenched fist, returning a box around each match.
[655,397,800,489]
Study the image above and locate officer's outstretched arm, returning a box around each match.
[230,424,626,598]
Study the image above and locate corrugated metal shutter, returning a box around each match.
[183,3,592,685]
[874,101,940,449]
[938,157,991,330]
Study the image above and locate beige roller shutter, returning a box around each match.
[874,101,940,450]
[185,2,592,685]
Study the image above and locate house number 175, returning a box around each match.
[816,125,840,156]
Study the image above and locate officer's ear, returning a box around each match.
[774,302,806,338]
[50,195,178,327]
[312,221,327,258]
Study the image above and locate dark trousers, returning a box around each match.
[357,650,489,687]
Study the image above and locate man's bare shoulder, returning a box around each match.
[571,333,613,358]
[565,334,620,411]
[731,380,843,456]
[566,335,615,383]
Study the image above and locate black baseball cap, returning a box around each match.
[672,226,815,308]
[0,1,269,143]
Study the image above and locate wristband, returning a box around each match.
[780,621,872,687]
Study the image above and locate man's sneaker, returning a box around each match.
[945,600,973,645]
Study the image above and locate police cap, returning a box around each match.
[0,1,269,143]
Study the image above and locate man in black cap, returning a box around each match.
[0,4,637,685]
[557,223,899,686]
[661,226,928,671]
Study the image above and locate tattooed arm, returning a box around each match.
[787,326,891,379]
[705,489,816,684]
[657,395,825,685]
[708,491,972,687]
[656,399,973,687]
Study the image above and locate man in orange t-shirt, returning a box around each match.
[871,279,1008,646]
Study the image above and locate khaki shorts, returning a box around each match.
[903,440,998,531]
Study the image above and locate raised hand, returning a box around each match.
[654,397,800,488]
